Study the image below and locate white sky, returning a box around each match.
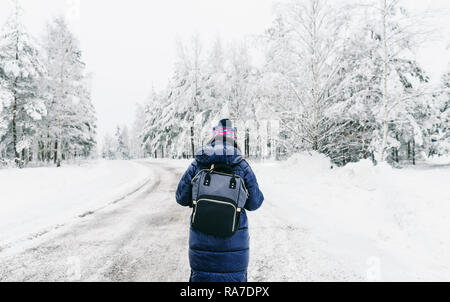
[0,0,449,140]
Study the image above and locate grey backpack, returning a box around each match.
[191,164,249,237]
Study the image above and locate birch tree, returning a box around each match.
[360,0,434,162]
[264,0,350,154]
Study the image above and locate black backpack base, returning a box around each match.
[192,195,241,237]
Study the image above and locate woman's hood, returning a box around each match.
[195,142,243,167]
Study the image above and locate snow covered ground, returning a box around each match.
[249,154,450,281]
[0,156,449,281]
[0,160,152,250]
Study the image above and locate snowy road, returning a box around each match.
[0,161,191,282]
[0,159,362,282]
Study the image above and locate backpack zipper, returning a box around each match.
[192,199,241,232]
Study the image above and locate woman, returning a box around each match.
[176,119,264,282]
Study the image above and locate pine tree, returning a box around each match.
[115,126,124,159]
[120,125,130,159]
[0,0,46,167]
[42,16,96,166]
[101,132,116,160]
[0,79,13,162]
[130,103,146,159]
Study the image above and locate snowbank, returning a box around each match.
[424,155,450,166]
[0,160,152,248]
[252,152,450,281]
[283,152,332,173]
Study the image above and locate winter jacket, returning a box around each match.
[176,140,264,282]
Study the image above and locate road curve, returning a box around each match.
[0,161,191,282]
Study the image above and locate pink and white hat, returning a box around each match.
[212,119,236,140]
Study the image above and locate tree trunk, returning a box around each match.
[56,59,66,168]
[380,0,390,162]
[191,126,195,158]
[407,141,411,160]
[13,26,21,168]
[56,136,62,167]
[40,141,45,162]
[47,141,52,162]
[380,120,389,162]
[311,0,320,153]
[21,148,26,166]
[54,141,58,164]
[12,78,20,167]
[245,129,250,158]
[56,103,63,167]
[412,139,416,165]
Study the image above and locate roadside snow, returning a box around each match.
[251,153,450,281]
[1,156,449,281]
[0,160,152,248]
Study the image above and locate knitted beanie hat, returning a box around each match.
[212,119,236,140]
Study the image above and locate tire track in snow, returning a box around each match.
[0,161,191,282]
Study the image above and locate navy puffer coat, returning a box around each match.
[176,140,264,282]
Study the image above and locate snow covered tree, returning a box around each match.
[135,1,444,165]
[317,0,434,165]
[101,126,131,161]
[141,36,210,159]
[101,132,116,160]
[0,0,46,167]
[140,37,265,159]
[130,103,146,159]
[356,0,434,163]
[0,79,13,163]
[224,42,269,158]
[429,66,450,156]
[115,126,125,159]
[173,36,205,157]
[42,16,96,166]
[117,125,130,160]
[141,88,177,158]
[200,37,227,144]
[263,0,351,156]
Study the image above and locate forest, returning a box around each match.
[1,0,449,168]
[119,0,448,166]
[0,2,96,168]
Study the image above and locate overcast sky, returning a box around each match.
[0,0,449,140]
